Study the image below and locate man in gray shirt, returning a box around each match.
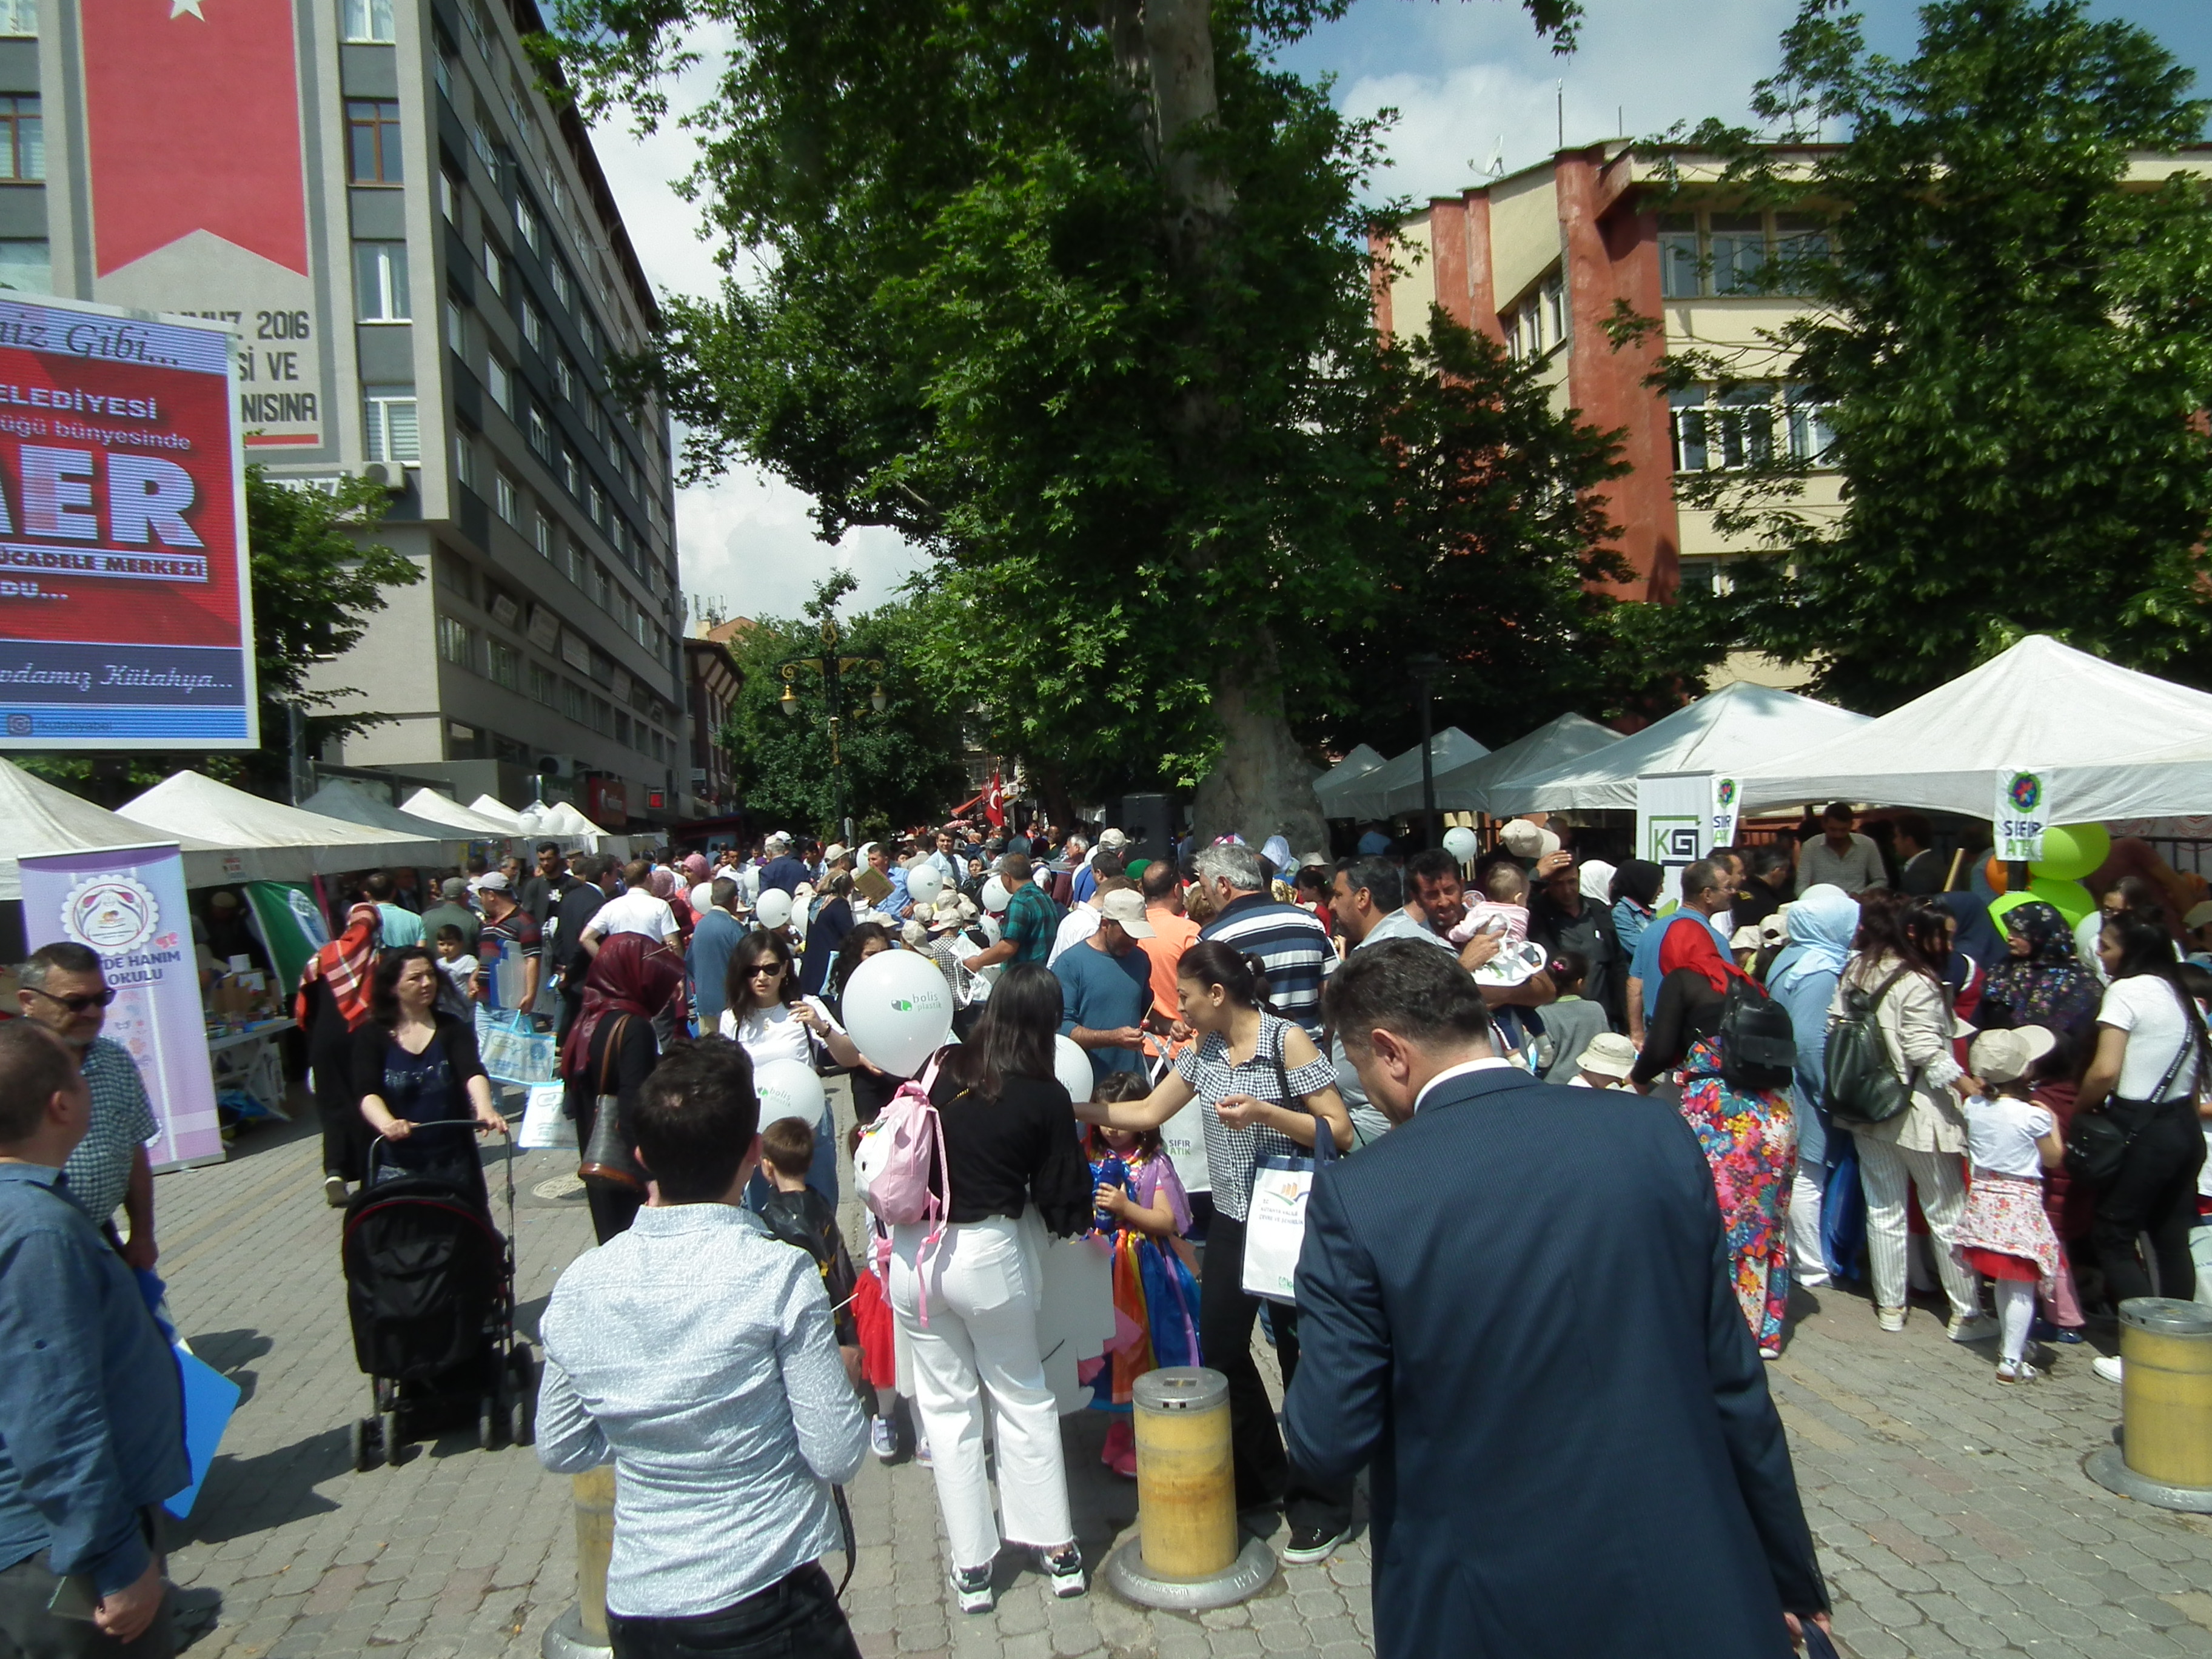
[537,1039,866,1657]
[1797,802,1889,897]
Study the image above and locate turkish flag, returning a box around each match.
[985,773,1005,829]
[82,0,309,277]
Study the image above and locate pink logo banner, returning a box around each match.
[20,843,223,1169]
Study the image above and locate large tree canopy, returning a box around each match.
[1658,0,2212,711]
[545,0,1592,845]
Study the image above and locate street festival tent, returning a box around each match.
[1427,712,1624,815]
[1324,728,1490,820]
[400,788,523,837]
[301,778,481,845]
[0,756,247,902]
[468,794,529,832]
[1313,743,1389,812]
[1486,682,1872,816]
[121,771,457,874]
[1740,634,2212,819]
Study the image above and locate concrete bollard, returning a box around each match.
[541,1468,616,1656]
[1101,1367,1277,1610]
[2086,1298,2212,1512]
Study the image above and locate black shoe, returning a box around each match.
[1281,1523,1350,1565]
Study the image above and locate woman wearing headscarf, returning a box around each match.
[648,865,694,945]
[562,931,688,1242]
[1607,860,1663,1033]
[1979,900,2102,1044]
[301,900,383,1207]
[1937,891,2005,1022]
[680,850,712,916]
[1631,922,1797,1356]
[1577,860,1620,1026]
[1766,884,1859,1289]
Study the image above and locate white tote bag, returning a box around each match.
[1236,1020,1339,1306]
[517,1082,577,1150]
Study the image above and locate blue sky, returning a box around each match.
[614,2,2212,625]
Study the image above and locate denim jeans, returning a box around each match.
[606,1564,860,1659]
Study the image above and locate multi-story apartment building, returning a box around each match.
[1378,140,2212,686]
[16,0,685,827]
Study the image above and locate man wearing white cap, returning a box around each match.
[1053,889,1156,1087]
[1071,828,1129,905]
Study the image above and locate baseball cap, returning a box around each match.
[2186,900,2212,931]
[475,871,511,894]
[1577,1031,1638,1080]
[1099,890,1156,938]
[1098,828,1132,851]
[1969,1025,2056,1085]
[1499,819,1546,859]
[766,831,792,848]
[440,877,468,900]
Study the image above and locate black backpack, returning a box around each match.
[1718,976,1796,1093]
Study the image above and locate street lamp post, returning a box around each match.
[1409,655,1446,854]
[777,614,886,846]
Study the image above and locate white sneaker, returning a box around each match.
[2094,1355,2125,1384]
[914,1435,933,1469]
[323,1175,348,1208]
[1877,1306,1906,1333]
[1039,1546,1086,1599]
[870,1417,897,1463]
[1794,1272,1832,1290]
[950,1564,994,1615]
[1948,1312,2000,1344]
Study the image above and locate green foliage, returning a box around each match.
[1654,0,2212,711]
[718,574,973,838]
[541,0,1594,825]
[22,468,419,803]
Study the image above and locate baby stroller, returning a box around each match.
[341,1121,533,1470]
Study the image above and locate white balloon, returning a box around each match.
[907,863,945,904]
[754,888,794,929]
[1442,826,1480,862]
[980,877,1010,913]
[1053,1034,1094,1105]
[751,1058,826,1132]
[842,949,956,1078]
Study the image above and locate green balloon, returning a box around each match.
[1991,875,2094,928]
[2029,823,2110,883]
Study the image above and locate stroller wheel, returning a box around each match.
[478,1398,498,1452]
[379,1409,402,1467]
[350,1418,374,1473]
[509,1391,532,1447]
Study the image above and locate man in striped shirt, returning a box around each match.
[1193,843,1332,1036]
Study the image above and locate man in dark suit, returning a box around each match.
[1287,940,1829,1659]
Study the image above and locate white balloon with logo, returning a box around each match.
[1443,825,1480,862]
[981,877,1010,913]
[752,1059,826,1133]
[842,948,955,1078]
[1053,1034,1094,1105]
[907,863,945,905]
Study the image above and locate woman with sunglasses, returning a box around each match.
[720,930,861,1204]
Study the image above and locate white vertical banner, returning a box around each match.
[1994,769,2050,863]
[1637,771,1717,910]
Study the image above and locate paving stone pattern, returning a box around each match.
[152,1087,2212,1657]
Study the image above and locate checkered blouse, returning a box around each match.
[1171,1013,1338,1222]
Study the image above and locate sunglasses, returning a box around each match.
[26,986,117,1014]
[748,964,785,977]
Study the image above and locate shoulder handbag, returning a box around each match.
[2067,990,2196,1188]
[1823,966,1915,1130]
[1240,1018,1340,1307]
[577,1015,644,1190]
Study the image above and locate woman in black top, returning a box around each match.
[799,870,858,998]
[890,963,1092,1615]
[560,932,686,1243]
[354,948,505,1199]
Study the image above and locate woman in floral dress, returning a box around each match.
[1631,922,1797,1356]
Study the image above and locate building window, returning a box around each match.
[554,357,574,401]
[0,238,49,293]
[0,0,36,36]
[521,300,545,354]
[460,0,489,55]
[487,636,519,690]
[561,679,588,723]
[503,72,526,135]
[1659,209,1831,300]
[549,261,572,310]
[534,511,553,558]
[561,448,581,497]
[346,100,402,184]
[588,484,605,526]
[528,660,556,705]
[589,560,609,609]
[437,614,474,669]
[0,96,39,183]
[471,122,497,177]
[352,241,410,322]
[439,169,459,224]
[363,386,418,461]
[1785,384,1837,464]
[454,433,476,489]
[563,540,585,588]
[577,310,597,361]
[483,243,505,298]
[495,471,520,526]
[1671,382,1834,472]
[432,45,451,99]
[486,355,512,413]
[528,404,552,460]
[1678,556,1724,599]
[515,195,541,255]
[1706,215,1765,296]
[341,0,395,42]
[435,548,471,596]
[445,297,467,357]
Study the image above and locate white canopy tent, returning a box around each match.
[1740,635,2212,819]
[121,772,457,874]
[1312,743,1389,814]
[467,794,528,832]
[1427,713,1623,814]
[1327,729,1490,820]
[0,756,249,901]
[302,779,480,845]
[400,788,521,837]
[1487,683,1870,815]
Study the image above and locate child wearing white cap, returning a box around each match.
[1953,1026,2066,1383]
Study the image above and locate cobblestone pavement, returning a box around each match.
[150,1083,2212,1658]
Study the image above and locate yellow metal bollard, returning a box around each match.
[2087,1298,2212,1513]
[541,1467,617,1655]
[1102,1366,1278,1610]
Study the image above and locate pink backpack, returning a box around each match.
[853,1056,949,1322]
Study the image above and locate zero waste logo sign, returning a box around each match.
[2008,771,2042,813]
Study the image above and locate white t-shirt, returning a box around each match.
[2099,974,2203,1102]
[586,887,680,943]
[1046,905,1102,967]
[718,996,842,1070]
[1961,1093,2055,1179]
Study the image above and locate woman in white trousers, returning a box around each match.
[1833,892,1992,1339]
[885,963,1096,1616]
